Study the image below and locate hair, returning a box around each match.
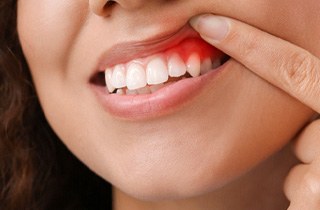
[0,1,112,209]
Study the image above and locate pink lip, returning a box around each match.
[90,23,229,120]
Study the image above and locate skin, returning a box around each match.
[17,0,320,209]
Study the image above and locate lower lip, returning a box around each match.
[91,62,229,120]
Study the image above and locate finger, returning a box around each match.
[294,119,320,164]
[284,163,320,209]
[284,164,308,203]
[190,14,320,113]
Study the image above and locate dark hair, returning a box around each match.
[0,1,112,209]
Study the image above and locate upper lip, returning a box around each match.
[95,23,200,71]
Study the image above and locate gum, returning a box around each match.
[166,38,222,62]
[113,38,223,69]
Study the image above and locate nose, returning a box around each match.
[89,0,114,16]
[89,0,150,16]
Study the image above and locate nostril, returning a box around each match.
[90,0,116,16]
[103,1,116,15]
[105,0,116,8]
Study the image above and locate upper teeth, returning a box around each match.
[168,53,187,77]
[105,53,222,93]
[126,63,147,90]
[146,55,169,85]
[186,53,201,77]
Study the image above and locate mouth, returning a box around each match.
[90,24,230,120]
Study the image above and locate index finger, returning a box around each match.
[190,14,320,113]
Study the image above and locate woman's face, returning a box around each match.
[18,0,319,200]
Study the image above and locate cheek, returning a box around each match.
[269,2,320,57]
[232,0,320,56]
[17,0,88,74]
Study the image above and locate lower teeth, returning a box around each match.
[114,82,171,95]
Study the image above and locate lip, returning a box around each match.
[90,23,229,120]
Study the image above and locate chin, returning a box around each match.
[96,129,286,201]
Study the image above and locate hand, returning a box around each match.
[285,119,320,209]
[190,14,320,209]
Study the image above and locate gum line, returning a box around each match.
[105,38,224,94]
[107,38,221,69]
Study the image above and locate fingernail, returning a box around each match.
[190,14,229,42]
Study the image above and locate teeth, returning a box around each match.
[200,58,212,75]
[104,52,224,95]
[168,53,187,77]
[137,86,151,94]
[111,64,126,88]
[212,59,221,69]
[146,56,169,85]
[186,53,201,77]
[105,68,115,93]
[116,89,125,95]
[126,89,138,95]
[150,83,165,93]
[126,63,147,90]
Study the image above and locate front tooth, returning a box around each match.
[200,58,212,75]
[105,68,115,93]
[126,63,147,90]
[111,64,126,88]
[186,53,201,77]
[146,56,169,85]
[168,53,187,77]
